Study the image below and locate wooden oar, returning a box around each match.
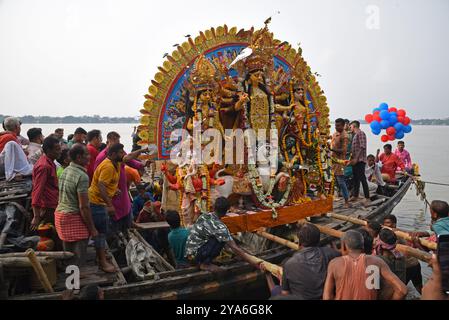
[327,212,437,251]
[314,224,432,263]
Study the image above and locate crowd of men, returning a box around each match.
[0,116,448,300]
[330,119,411,208]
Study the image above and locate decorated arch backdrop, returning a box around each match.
[138,25,331,159]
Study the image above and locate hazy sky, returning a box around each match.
[1,0,448,119]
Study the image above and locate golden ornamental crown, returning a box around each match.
[244,26,276,73]
[187,55,217,92]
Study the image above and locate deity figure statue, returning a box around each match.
[184,55,221,139]
[161,160,224,226]
[281,135,308,203]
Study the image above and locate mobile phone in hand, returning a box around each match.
[437,234,449,294]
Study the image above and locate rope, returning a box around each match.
[418,180,449,187]
[406,174,431,207]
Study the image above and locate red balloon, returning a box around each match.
[381,135,389,142]
[388,135,395,141]
[388,107,398,113]
[397,109,406,117]
[374,110,381,116]
[397,116,405,124]
[403,116,411,125]
[386,127,396,136]
[373,114,382,122]
[365,114,374,123]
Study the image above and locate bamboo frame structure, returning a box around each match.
[327,212,437,251]
[314,224,432,263]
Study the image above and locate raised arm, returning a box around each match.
[378,259,408,300]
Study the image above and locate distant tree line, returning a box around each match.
[358,118,449,126]
[410,118,449,126]
[0,114,139,124]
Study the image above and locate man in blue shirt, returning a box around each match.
[165,210,190,268]
[132,184,154,219]
[431,200,449,236]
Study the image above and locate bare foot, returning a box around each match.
[13,174,24,181]
[362,199,371,207]
[99,261,117,273]
[199,263,223,273]
[343,202,351,208]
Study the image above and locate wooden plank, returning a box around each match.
[222,197,333,234]
[105,243,127,286]
[134,221,170,230]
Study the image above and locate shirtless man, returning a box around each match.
[323,230,407,300]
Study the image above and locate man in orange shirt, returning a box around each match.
[88,143,124,273]
[376,144,405,183]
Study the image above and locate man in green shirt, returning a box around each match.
[67,127,87,149]
[55,144,98,267]
[166,210,190,268]
[185,197,261,272]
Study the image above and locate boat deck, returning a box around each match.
[6,178,412,300]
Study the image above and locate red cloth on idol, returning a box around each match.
[55,211,90,242]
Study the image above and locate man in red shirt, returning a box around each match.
[86,129,102,183]
[377,144,405,183]
[31,136,62,230]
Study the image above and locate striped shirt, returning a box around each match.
[56,162,89,214]
[351,130,367,163]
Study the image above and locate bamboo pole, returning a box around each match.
[0,251,74,259]
[256,229,299,250]
[239,251,283,280]
[314,224,432,263]
[25,249,54,293]
[0,256,53,267]
[327,212,437,251]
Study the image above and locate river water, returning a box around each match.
[20,123,449,297]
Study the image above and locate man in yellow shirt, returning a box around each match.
[88,143,125,273]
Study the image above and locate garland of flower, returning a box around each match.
[298,100,313,148]
[175,167,185,226]
[200,165,212,212]
[242,88,292,217]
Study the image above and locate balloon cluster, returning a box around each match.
[365,103,412,142]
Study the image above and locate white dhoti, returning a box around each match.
[359,181,379,197]
[0,141,33,181]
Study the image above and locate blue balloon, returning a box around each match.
[390,112,398,118]
[372,108,381,114]
[389,116,398,125]
[380,110,390,120]
[370,121,381,131]
[394,122,404,132]
[372,128,381,135]
[395,131,405,139]
[380,120,390,129]
[403,125,412,133]
[379,103,389,110]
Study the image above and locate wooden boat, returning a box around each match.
[8,177,412,300]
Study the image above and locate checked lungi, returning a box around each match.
[55,211,90,242]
